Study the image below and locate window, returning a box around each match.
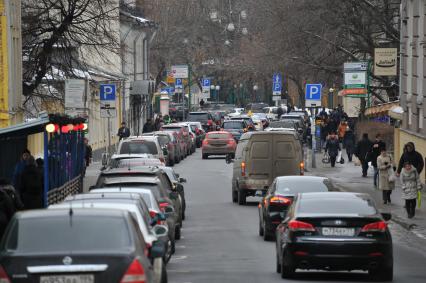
[408,106,413,125]
[120,141,158,154]
[250,141,269,159]
[276,142,295,159]
[419,108,424,129]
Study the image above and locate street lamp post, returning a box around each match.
[253,85,259,102]
[328,88,334,109]
[239,83,244,106]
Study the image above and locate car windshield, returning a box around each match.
[299,196,377,215]
[223,121,244,129]
[119,141,158,155]
[103,183,166,199]
[208,133,231,139]
[276,179,333,194]
[157,135,170,146]
[4,216,131,253]
[188,113,209,121]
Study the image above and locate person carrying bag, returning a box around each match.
[400,161,423,219]
[377,147,394,204]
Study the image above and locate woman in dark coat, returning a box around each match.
[343,127,356,162]
[20,157,44,209]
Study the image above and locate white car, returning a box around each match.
[116,136,166,163]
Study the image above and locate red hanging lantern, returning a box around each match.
[61,125,69,133]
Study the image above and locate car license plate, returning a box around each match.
[322,227,355,237]
[40,275,94,283]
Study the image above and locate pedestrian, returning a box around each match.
[143,118,155,133]
[397,142,424,177]
[371,134,386,187]
[327,118,338,134]
[343,127,356,162]
[355,133,373,177]
[320,120,329,149]
[400,161,423,218]
[117,122,130,140]
[325,132,340,168]
[337,120,347,144]
[199,99,205,108]
[12,149,32,190]
[19,156,44,209]
[0,178,24,211]
[377,147,394,204]
[0,183,15,239]
[154,114,163,131]
[319,107,328,119]
[163,114,172,124]
[84,138,93,167]
[277,106,284,119]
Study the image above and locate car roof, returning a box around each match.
[207,131,231,134]
[276,176,327,182]
[14,208,128,220]
[189,111,208,114]
[111,154,154,159]
[162,124,184,128]
[101,166,161,175]
[100,177,161,186]
[124,136,158,141]
[64,192,144,202]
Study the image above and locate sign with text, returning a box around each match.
[171,65,189,79]
[374,48,397,76]
[65,79,85,109]
[305,84,322,107]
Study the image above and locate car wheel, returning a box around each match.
[169,158,175,167]
[175,226,181,240]
[258,217,264,236]
[281,250,295,279]
[232,189,238,203]
[369,263,393,282]
[231,153,235,159]
[182,208,185,220]
[238,189,246,205]
[202,153,208,159]
[171,240,176,254]
[276,249,281,273]
[263,221,273,241]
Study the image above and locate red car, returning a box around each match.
[161,124,189,159]
[202,131,237,159]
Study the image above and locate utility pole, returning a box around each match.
[188,64,192,112]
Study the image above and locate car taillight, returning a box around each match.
[120,259,146,283]
[159,202,168,212]
[270,196,292,205]
[149,210,157,219]
[288,220,315,232]
[241,161,246,177]
[203,139,209,145]
[0,266,11,283]
[299,162,305,175]
[361,221,387,233]
[227,139,235,145]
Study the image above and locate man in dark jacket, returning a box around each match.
[370,134,386,187]
[343,127,356,162]
[325,132,341,167]
[277,106,284,119]
[355,133,373,177]
[143,119,155,133]
[397,142,424,176]
[117,122,130,140]
[19,157,44,209]
[0,188,15,239]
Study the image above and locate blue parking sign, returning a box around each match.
[100,84,116,101]
[202,78,211,88]
[273,73,282,94]
[305,84,322,100]
[175,78,183,89]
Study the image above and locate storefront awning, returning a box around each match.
[365,101,400,117]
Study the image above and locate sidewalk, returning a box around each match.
[306,149,426,233]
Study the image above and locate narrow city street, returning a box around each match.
[158,153,426,283]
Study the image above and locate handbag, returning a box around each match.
[388,167,396,182]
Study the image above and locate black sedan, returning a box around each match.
[0,209,160,283]
[275,192,393,281]
[258,176,335,241]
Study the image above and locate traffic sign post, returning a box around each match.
[202,77,211,99]
[272,73,282,106]
[305,84,322,107]
[99,84,116,156]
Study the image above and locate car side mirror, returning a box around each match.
[225,154,234,164]
[150,239,167,258]
[152,225,169,238]
[179,177,187,183]
[381,212,392,221]
[170,191,179,200]
[101,152,109,167]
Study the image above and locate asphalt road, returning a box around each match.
[167,152,426,283]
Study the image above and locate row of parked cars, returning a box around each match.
[0,129,199,282]
[221,123,393,281]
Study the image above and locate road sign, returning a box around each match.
[100,84,116,101]
[100,108,117,118]
[65,79,85,109]
[171,65,189,79]
[305,84,322,107]
[272,96,281,101]
[175,78,183,89]
[272,73,282,95]
[202,78,211,89]
[344,62,368,72]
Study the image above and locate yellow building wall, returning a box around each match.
[0,0,9,128]
[398,129,426,182]
[27,132,44,159]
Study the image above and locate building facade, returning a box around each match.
[399,0,426,176]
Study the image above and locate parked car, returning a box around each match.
[187,121,205,147]
[228,131,304,205]
[178,122,196,154]
[276,192,393,281]
[117,136,166,164]
[143,131,177,166]
[158,166,187,221]
[222,120,248,141]
[0,209,160,283]
[89,188,174,263]
[258,176,336,241]
[263,106,281,120]
[161,124,189,159]
[202,131,237,159]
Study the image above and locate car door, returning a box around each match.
[247,134,272,183]
[233,138,248,187]
[273,134,301,179]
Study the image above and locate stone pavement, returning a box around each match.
[306,148,426,240]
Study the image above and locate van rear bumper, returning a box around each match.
[239,179,270,191]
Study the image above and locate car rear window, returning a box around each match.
[102,183,166,199]
[298,197,377,215]
[207,133,231,139]
[188,113,209,121]
[119,141,158,155]
[111,159,163,168]
[5,217,131,253]
[223,121,244,129]
[157,135,170,146]
[162,127,181,132]
[269,121,295,128]
[277,179,332,194]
